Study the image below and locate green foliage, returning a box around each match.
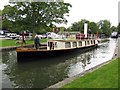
[68,19,113,37]
[88,22,99,34]
[111,26,118,32]
[101,20,111,37]
[117,23,120,34]
[98,20,111,37]
[0,10,1,14]
[60,26,65,33]
[2,2,116,37]
[70,19,89,33]
[2,2,72,34]
[66,26,72,31]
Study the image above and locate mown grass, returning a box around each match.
[61,58,119,88]
[0,39,47,47]
[101,38,110,43]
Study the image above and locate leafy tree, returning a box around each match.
[111,26,117,32]
[98,20,111,37]
[59,26,65,33]
[68,19,113,37]
[88,22,99,34]
[117,23,120,34]
[0,10,1,15]
[67,26,72,31]
[2,5,23,32]
[70,19,89,33]
[2,2,72,36]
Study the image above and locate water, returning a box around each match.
[1,38,117,89]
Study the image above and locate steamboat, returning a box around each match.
[16,24,100,61]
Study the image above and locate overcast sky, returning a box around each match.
[118,1,120,23]
[64,0,119,27]
[0,0,119,28]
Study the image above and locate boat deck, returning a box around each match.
[16,46,47,52]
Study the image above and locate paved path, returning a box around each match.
[112,37,120,59]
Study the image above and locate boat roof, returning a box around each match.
[48,39,78,42]
[48,39,95,42]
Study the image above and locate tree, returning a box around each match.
[111,26,117,32]
[117,23,120,34]
[88,22,99,34]
[70,19,89,33]
[98,20,111,37]
[2,5,24,32]
[2,2,72,36]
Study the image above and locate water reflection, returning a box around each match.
[67,52,92,77]
[2,38,117,88]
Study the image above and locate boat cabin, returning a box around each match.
[47,39,98,50]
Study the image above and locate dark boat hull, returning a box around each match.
[111,36,118,38]
[17,45,97,61]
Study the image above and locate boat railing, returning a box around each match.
[76,33,99,40]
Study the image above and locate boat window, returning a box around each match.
[48,42,54,50]
[54,42,57,48]
[73,42,77,47]
[91,40,93,44]
[85,41,87,46]
[87,41,89,45]
[94,40,96,44]
[79,41,82,46]
[65,42,71,48]
[48,42,50,47]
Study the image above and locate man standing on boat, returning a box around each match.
[34,34,40,50]
[22,31,26,46]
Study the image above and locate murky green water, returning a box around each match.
[1,38,117,89]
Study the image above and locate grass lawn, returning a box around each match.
[61,58,119,88]
[0,39,47,47]
[101,38,110,43]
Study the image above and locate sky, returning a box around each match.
[0,0,119,28]
[64,0,119,27]
[118,1,120,23]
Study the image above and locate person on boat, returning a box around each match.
[22,31,26,46]
[34,35,40,50]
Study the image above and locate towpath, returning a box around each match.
[112,37,120,58]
